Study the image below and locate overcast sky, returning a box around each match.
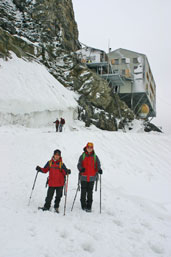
[72,0,171,133]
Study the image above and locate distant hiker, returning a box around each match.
[77,142,102,212]
[36,149,71,212]
[59,117,65,132]
[53,118,59,132]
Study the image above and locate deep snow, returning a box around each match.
[0,124,171,257]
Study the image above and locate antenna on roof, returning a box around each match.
[108,39,111,53]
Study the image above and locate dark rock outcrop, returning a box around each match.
[0,0,80,52]
[144,122,162,133]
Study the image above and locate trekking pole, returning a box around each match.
[95,174,99,192]
[71,175,80,211]
[28,171,39,206]
[100,174,102,214]
[64,174,69,216]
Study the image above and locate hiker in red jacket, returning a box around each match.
[36,149,71,212]
[77,142,102,212]
[53,118,59,132]
[59,118,65,132]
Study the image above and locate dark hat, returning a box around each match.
[53,149,61,156]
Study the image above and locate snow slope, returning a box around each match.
[0,125,171,257]
[0,53,78,127]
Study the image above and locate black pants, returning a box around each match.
[80,181,94,210]
[44,186,63,209]
[59,124,63,132]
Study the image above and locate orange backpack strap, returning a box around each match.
[59,161,63,170]
[49,159,63,172]
[49,160,52,168]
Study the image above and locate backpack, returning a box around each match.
[61,118,65,124]
[82,152,97,169]
[82,152,96,162]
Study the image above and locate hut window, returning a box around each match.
[122,58,126,64]
[114,59,119,65]
[122,69,125,75]
[114,69,119,74]
[125,69,130,77]
[133,58,138,64]
[111,59,115,65]
[146,72,149,81]
[149,68,153,80]
[150,82,154,95]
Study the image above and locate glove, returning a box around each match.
[98,169,103,174]
[67,169,71,175]
[36,166,42,172]
[80,168,85,174]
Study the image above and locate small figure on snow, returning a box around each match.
[36,149,71,212]
[59,117,65,132]
[53,118,59,132]
[77,142,102,212]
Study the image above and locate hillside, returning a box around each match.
[0,125,171,257]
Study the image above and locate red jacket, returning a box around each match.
[77,150,101,182]
[41,158,67,187]
[54,120,59,125]
[60,118,65,125]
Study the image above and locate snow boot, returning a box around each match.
[55,208,59,213]
[81,201,86,211]
[38,207,49,211]
[86,208,92,213]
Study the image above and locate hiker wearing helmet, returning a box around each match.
[77,142,102,212]
[36,149,71,213]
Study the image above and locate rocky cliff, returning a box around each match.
[0,0,134,130]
